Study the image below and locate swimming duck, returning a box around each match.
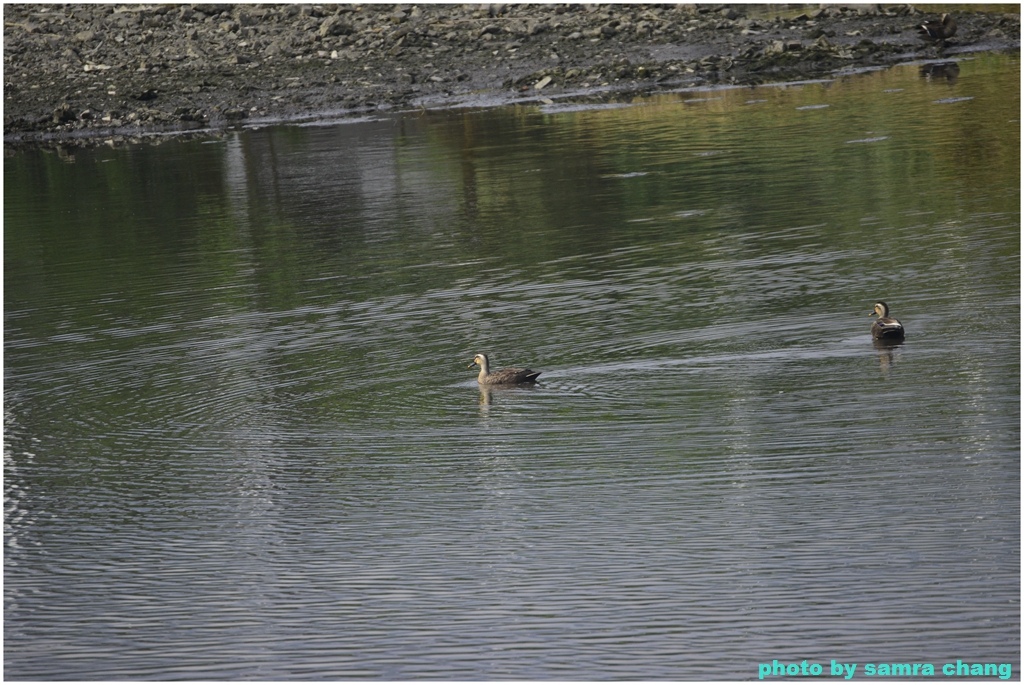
[468,353,541,385]
[870,301,906,341]
[918,13,957,43]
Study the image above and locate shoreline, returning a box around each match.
[3,3,1019,147]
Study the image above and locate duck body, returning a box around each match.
[918,13,957,42]
[870,301,906,341]
[469,353,541,385]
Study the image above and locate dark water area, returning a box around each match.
[5,54,1019,679]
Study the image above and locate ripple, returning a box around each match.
[5,55,1019,680]
[846,135,890,144]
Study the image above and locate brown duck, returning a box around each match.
[870,301,906,341]
[918,13,957,43]
[468,353,541,385]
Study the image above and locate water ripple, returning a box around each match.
[5,55,1019,680]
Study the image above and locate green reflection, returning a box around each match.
[5,54,1018,399]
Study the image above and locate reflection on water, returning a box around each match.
[920,60,961,83]
[4,55,1019,679]
[873,338,905,375]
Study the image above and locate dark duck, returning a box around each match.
[870,301,906,342]
[468,353,541,385]
[918,13,957,44]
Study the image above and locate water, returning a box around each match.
[5,54,1019,679]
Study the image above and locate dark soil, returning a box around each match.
[3,3,1019,147]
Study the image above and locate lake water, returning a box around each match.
[4,53,1019,680]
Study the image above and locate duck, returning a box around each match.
[918,13,957,43]
[870,301,906,341]
[468,353,541,385]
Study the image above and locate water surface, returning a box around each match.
[5,54,1019,679]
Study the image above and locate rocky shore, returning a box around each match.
[3,3,1020,146]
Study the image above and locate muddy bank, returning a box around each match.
[3,3,1019,146]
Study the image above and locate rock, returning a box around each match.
[320,16,353,37]
[235,11,259,27]
[202,5,234,16]
[529,22,549,36]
